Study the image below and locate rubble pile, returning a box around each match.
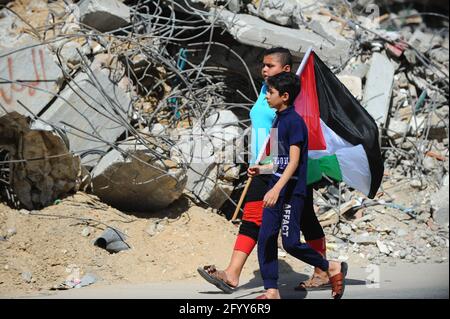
[0,0,448,274]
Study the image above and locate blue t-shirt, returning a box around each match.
[270,106,308,197]
[249,84,276,164]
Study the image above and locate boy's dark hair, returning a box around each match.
[266,72,301,106]
[263,47,293,68]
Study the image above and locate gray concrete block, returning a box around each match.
[40,70,131,166]
[213,10,351,68]
[0,44,63,117]
[78,0,130,32]
[91,140,187,212]
[363,53,395,127]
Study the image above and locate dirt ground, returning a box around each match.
[0,193,264,297]
[1,178,447,298]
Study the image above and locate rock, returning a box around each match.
[92,139,187,212]
[410,179,426,189]
[247,0,298,26]
[408,29,443,54]
[339,224,352,235]
[145,223,158,237]
[396,72,409,88]
[387,119,409,139]
[6,227,16,238]
[417,256,427,263]
[81,227,91,237]
[348,233,377,245]
[21,271,32,283]
[423,156,437,171]
[430,47,449,64]
[19,209,30,215]
[78,0,131,32]
[427,111,448,141]
[396,228,408,237]
[227,0,242,12]
[376,240,390,255]
[399,250,407,259]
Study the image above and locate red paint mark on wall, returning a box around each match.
[0,48,49,105]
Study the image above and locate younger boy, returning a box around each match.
[248,72,347,299]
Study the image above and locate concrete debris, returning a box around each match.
[247,0,299,26]
[40,68,131,167]
[0,43,64,117]
[430,175,449,226]
[0,112,82,210]
[363,53,395,127]
[337,75,363,100]
[78,0,131,32]
[172,110,242,209]
[213,10,351,68]
[91,139,187,212]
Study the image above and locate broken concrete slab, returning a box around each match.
[337,75,362,100]
[363,53,395,127]
[247,0,298,26]
[91,139,187,212]
[0,112,81,210]
[171,110,242,208]
[78,0,130,32]
[408,29,443,54]
[213,10,351,68]
[431,175,449,226]
[0,43,63,117]
[40,69,131,167]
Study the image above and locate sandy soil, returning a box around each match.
[0,193,263,297]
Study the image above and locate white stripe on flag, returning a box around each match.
[310,120,371,196]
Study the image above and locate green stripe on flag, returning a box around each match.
[307,155,343,185]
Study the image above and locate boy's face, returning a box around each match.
[262,54,291,80]
[266,86,289,110]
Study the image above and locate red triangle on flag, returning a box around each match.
[294,54,327,151]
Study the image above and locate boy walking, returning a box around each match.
[198,48,329,293]
[248,72,347,299]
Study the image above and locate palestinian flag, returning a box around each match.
[294,51,383,199]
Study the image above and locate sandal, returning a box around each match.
[197,265,236,294]
[295,274,331,291]
[329,262,348,299]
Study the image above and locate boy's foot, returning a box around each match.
[327,261,348,299]
[197,265,237,294]
[255,288,281,299]
[295,271,331,291]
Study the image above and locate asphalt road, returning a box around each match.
[25,262,448,299]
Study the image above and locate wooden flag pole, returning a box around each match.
[231,176,253,221]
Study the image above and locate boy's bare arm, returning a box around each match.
[248,163,274,177]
